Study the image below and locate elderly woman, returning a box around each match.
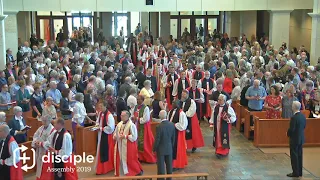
[127,88,138,112]
[139,80,154,106]
[282,85,298,118]
[231,78,241,101]
[264,85,282,119]
[42,97,57,120]
[8,106,27,143]
[0,112,6,125]
[72,93,93,152]
[16,80,31,112]
[310,90,320,118]
[104,85,117,115]
[0,84,12,111]
[30,84,45,118]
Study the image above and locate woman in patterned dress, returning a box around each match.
[264,85,282,119]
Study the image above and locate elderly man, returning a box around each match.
[162,65,179,110]
[32,115,55,180]
[167,100,188,170]
[132,95,156,163]
[172,71,190,100]
[192,65,204,81]
[95,102,115,175]
[275,57,290,83]
[199,71,216,120]
[186,79,205,120]
[114,110,143,176]
[46,81,62,109]
[0,112,6,125]
[245,79,267,112]
[8,106,28,144]
[47,118,78,179]
[180,89,204,152]
[0,85,11,111]
[287,101,306,178]
[0,124,23,180]
[210,83,231,101]
[209,94,236,158]
[153,110,175,178]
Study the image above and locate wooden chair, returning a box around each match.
[232,101,241,131]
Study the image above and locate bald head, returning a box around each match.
[0,125,10,139]
[159,110,167,120]
[253,79,260,88]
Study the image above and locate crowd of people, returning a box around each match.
[0,24,318,179]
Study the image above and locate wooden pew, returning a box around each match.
[19,141,36,176]
[254,117,320,147]
[232,101,241,131]
[25,117,42,140]
[76,125,98,155]
[243,111,266,139]
[65,119,73,136]
[80,172,209,180]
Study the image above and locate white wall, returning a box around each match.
[240,11,257,39]
[4,0,313,12]
[130,12,140,33]
[5,13,18,59]
[17,11,31,43]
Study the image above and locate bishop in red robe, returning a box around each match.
[133,95,156,163]
[162,65,179,110]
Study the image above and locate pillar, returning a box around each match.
[140,12,149,33]
[101,12,113,40]
[240,11,257,40]
[269,10,292,50]
[160,12,170,42]
[225,11,240,38]
[149,12,159,38]
[0,0,7,70]
[5,12,18,60]
[309,0,320,65]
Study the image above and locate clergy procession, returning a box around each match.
[0,21,317,179]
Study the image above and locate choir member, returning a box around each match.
[186,79,205,120]
[132,95,156,163]
[47,118,78,180]
[114,110,143,176]
[162,65,179,110]
[209,94,236,158]
[167,100,188,170]
[172,71,191,100]
[128,37,139,66]
[95,102,115,175]
[192,65,205,82]
[32,115,55,180]
[199,71,216,120]
[180,89,205,152]
[0,124,23,180]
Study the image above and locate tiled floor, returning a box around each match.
[25,123,320,180]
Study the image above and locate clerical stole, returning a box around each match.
[213,105,231,149]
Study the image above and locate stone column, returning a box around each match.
[225,11,240,38]
[0,0,7,70]
[240,11,257,40]
[4,12,18,60]
[269,10,292,50]
[309,0,320,65]
[101,12,113,41]
[140,12,149,33]
[149,12,159,38]
[160,12,170,42]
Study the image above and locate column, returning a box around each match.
[0,0,7,70]
[140,12,149,33]
[224,11,240,38]
[309,0,320,65]
[149,12,159,38]
[240,11,257,40]
[4,12,18,60]
[101,12,113,40]
[160,12,170,42]
[269,10,292,50]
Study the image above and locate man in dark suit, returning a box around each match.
[116,90,128,123]
[287,101,306,178]
[153,110,175,180]
[145,68,157,92]
[119,76,132,100]
[3,62,17,81]
[7,106,28,144]
[136,66,146,90]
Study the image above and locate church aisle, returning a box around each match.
[25,123,318,180]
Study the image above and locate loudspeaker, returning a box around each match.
[146,0,154,5]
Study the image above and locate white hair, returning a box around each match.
[218,94,227,101]
[13,106,22,114]
[233,78,240,86]
[0,112,5,121]
[159,110,167,120]
[88,64,95,73]
[292,101,301,111]
[0,124,10,135]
